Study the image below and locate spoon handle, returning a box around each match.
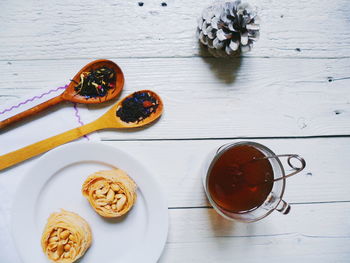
[0,120,103,171]
[0,94,64,130]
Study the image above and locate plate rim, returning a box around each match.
[11,141,169,263]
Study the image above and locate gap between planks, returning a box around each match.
[100,134,350,142]
[1,56,350,62]
[168,200,350,210]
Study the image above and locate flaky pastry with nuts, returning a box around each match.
[82,168,137,218]
[41,209,92,263]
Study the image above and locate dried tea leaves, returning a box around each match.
[74,66,116,99]
[116,91,159,123]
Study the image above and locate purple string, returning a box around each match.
[73,103,90,141]
[0,85,90,141]
[0,85,67,115]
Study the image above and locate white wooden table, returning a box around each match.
[1,0,350,262]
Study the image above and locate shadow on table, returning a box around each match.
[199,45,242,85]
[201,188,235,241]
[205,197,259,243]
[207,206,235,239]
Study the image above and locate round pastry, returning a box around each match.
[41,209,92,263]
[82,168,137,218]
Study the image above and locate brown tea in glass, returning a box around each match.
[208,144,274,213]
[203,141,306,222]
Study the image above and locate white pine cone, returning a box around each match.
[197,1,260,57]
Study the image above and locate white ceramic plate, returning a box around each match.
[12,142,168,263]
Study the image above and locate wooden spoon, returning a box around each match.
[0,90,163,171]
[0,59,124,129]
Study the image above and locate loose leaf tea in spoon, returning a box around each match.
[116,91,159,123]
[74,66,116,99]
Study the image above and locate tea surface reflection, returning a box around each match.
[208,145,273,213]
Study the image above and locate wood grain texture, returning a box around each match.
[1,58,350,138]
[105,137,350,207]
[161,203,350,262]
[0,0,349,59]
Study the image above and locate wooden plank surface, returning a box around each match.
[161,203,350,262]
[1,0,350,59]
[1,58,350,139]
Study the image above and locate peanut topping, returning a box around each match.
[47,228,76,261]
[92,181,127,212]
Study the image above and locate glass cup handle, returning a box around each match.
[276,199,291,215]
[266,155,305,216]
[280,154,306,179]
[263,154,306,181]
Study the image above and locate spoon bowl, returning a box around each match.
[100,90,164,129]
[63,59,124,104]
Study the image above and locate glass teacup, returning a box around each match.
[202,141,306,223]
